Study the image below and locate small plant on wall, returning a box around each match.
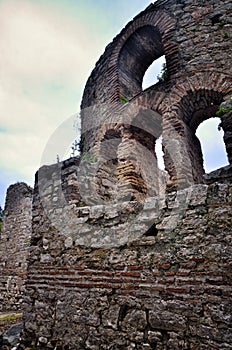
[216,97,232,117]
[119,95,129,104]
[157,63,169,82]
[82,150,98,163]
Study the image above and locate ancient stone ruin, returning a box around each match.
[0,183,32,311]
[0,0,232,349]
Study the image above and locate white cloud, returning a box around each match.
[0,0,104,206]
[0,0,99,85]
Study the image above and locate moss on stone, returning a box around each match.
[0,313,22,322]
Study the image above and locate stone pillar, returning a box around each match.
[162,112,195,192]
[0,182,32,311]
[116,125,158,201]
[185,125,205,183]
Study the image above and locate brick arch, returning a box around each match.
[81,8,177,109]
[178,89,223,131]
[135,90,167,116]
[162,71,232,190]
[162,71,232,140]
[81,7,177,162]
[169,71,232,107]
[108,9,177,101]
[81,1,232,195]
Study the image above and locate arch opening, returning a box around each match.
[118,25,164,99]
[196,118,229,173]
[155,135,165,171]
[162,89,228,188]
[155,135,168,195]
[142,55,166,90]
[180,89,223,132]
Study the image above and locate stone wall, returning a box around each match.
[21,165,232,349]
[0,183,33,311]
[20,1,232,349]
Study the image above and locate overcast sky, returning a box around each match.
[0,0,228,207]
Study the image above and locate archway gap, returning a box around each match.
[196,117,228,173]
[178,89,226,182]
[179,89,223,131]
[155,135,165,171]
[142,55,166,90]
[118,25,165,99]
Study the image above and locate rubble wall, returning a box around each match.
[20,0,232,349]
[21,161,232,349]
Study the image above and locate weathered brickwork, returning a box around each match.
[0,183,32,311]
[81,0,232,196]
[17,0,232,349]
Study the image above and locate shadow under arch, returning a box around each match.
[159,71,232,191]
[118,25,165,99]
[80,8,177,165]
[115,10,178,100]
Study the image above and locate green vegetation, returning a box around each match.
[128,213,136,221]
[219,20,226,28]
[96,249,106,260]
[157,63,169,82]
[78,201,87,207]
[144,88,153,95]
[82,151,98,163]
[216,98,232,117]
[223,32,229,39]
[0,313,22,322]
[119,95,129,104]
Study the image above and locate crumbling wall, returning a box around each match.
[0,183,32,311]
[20,0,232,349]
[21,165,232,349]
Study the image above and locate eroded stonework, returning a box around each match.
[21,173,232,349]
[17,0,232,349]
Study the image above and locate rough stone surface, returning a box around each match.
[0,323,22,348]
[1,0,231,349]
[0,183,32,312]
[20,173,232,349]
